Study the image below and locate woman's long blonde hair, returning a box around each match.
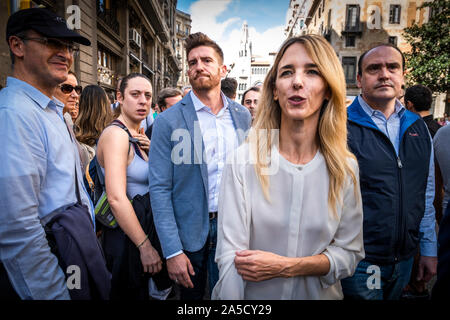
[251,34,357,215]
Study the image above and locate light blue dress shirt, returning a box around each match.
[358,96,437,257]
[0,77,95,299]
[190,90,239,213]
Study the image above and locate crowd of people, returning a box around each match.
[0,7,449,301]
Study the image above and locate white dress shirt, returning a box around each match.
[212,143,365,299]
[190,90,238,212]
[166,91,239,259]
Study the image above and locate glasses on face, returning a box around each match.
[20,37,79,55]
[59,84,82,95]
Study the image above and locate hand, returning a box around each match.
[133,129,150,152]
[139,240,163,274]
[234,250,289,282]
[167,253,195,288]
[417,255,437,283]
[69,105,79,120]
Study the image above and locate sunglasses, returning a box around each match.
[59,84,82,95]
[19,37,79,55]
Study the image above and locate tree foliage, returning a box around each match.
[403,0,449,93]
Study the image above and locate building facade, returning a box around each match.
[284,0,447,116]
[1,0,182,98]
[228,22,275,102]
[284,0,312,38]
[175,9,191,90]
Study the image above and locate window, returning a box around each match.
[97,0,119,33]
[342,57,357,84]
[346,5,360,27]
[389,5,401,24]
[429,6,442,19]
[388,36,398,46]
[98,48,114,69]
[327,9,332,28]
[345,35,356,47]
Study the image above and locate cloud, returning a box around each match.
[190,0,240,40]
[188,0,285,67]
[249,25,285,58]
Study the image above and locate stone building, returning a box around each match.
[284,0,447,116]
[228,22,276,102]
[175,9,191,90]
[284,0,312,38]
[1,0,182,98]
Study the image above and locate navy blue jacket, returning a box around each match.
[47,204,111,299]
[347,98,431,264]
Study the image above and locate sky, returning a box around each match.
[177,0,289,67]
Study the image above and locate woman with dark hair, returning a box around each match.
[96,73,169,299]
[213,35,364,300]
[74,85,114,162]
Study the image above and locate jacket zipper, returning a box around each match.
[394,155,403,262]
[348,119,411,262]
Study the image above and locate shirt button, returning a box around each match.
[297,167,303,171]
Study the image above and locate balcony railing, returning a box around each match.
[342,22,363,34]
[97,9,119,34]
[97,65,115,86]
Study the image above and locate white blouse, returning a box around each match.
[212,143,364,300]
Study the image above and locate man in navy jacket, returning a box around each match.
[341,44,437,300]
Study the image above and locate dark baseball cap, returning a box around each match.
[6,8,91,46]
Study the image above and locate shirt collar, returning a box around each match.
[358,95,405,118]
[6,76,65,112]
[190,90,229,113]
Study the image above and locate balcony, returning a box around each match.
[142,51,149,64]
[141,0,170,43]
[97,65,115,86]
[97,9,119,34]
[342,22,363,35]
[177,28,185,37]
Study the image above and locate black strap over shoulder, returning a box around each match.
[109,119,144,159]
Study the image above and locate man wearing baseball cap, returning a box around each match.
[0,8,109,300]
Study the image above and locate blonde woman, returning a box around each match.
[212,35,364,300]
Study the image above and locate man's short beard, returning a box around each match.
[190,77,220,92]
[192,82,214,92]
